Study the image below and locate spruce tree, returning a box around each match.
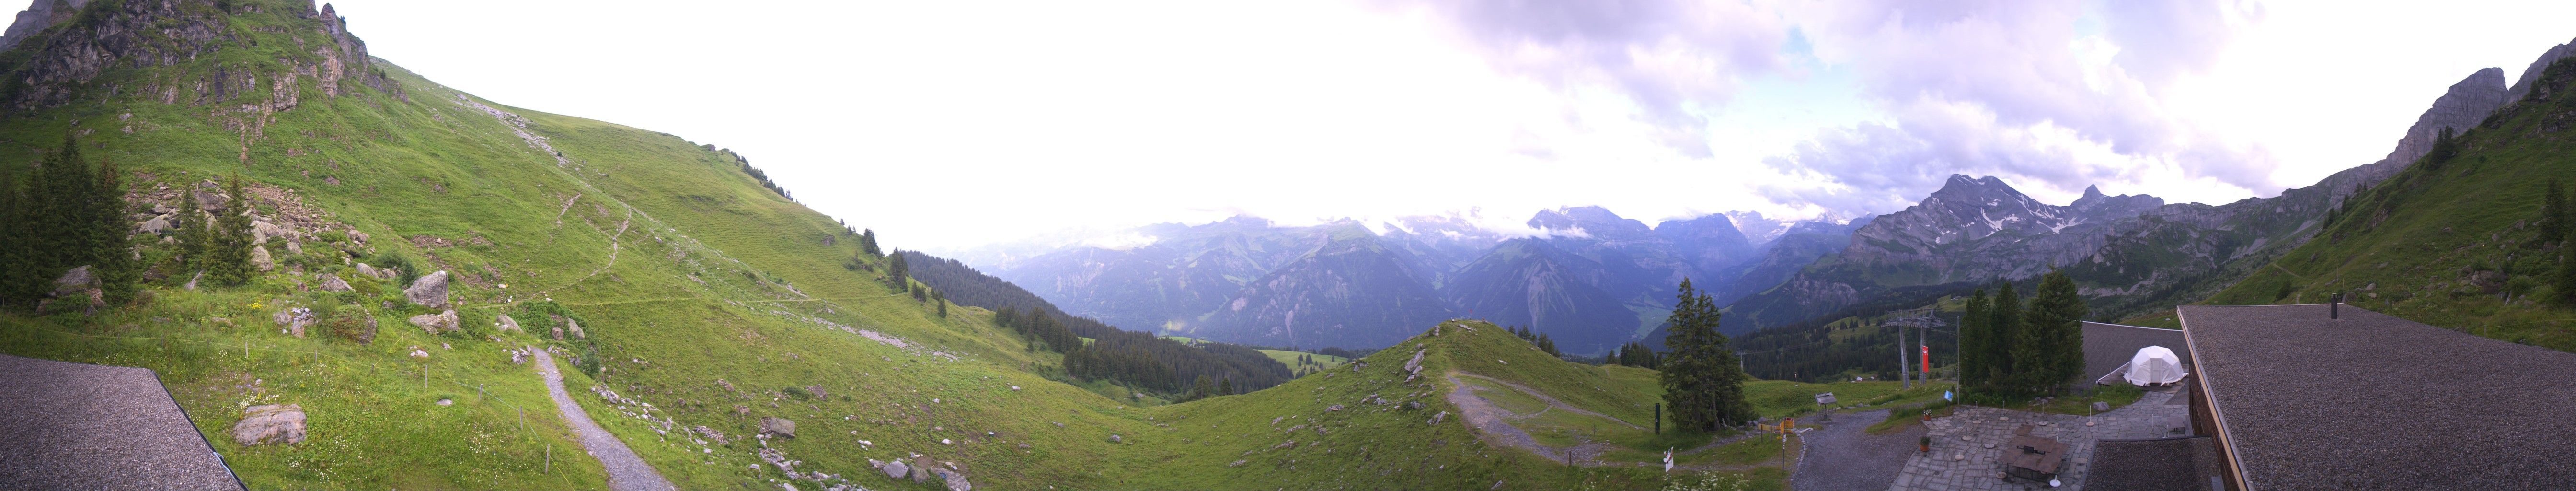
[933,290,948,318]
[2558,242,2576,305]
[2546,179,2567,243]
[885,249,909,291]
[0,171,38,309]
[1659,278,1752,431]
[204,175,257,286]
[174,187,208,269]
[2022,270,2089,394]
[1987,282,2024,394]
[91,156,137,305]
[1959,289,1991,391]
[860,229,881,257]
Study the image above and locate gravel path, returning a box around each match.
[530,348,674,491]
[0,353,242,491]
[1792,409,1924,491]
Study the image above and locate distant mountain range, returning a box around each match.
[963,209,1854,353]
[973,40,2576,354]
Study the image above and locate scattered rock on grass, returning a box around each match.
[404,270,450,308]
[760,417,796,438]
[232,404,306,446]
[407,310,459,333]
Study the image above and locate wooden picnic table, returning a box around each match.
[2000,435,2068,483]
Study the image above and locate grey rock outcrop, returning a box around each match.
[317,273,352,292]
[407,309,459,334]
[496,314,520,332]
[251,246,274,271]
[565,318,585,339]
[232,404,305,446]
[2509,36,2576,104]
[932,468,972,491]
[251,220,287,244]
[193,189,226,212]
[0,0,88,52]
[48,265,93,296]
[404,270,448,308]
[878,459,910,479]
[759,417,795,438]
[134,215,172,235]
[2359,68,2508,184]
[284,241,301,256]
[273,307,314,338]
[37,265,101,314]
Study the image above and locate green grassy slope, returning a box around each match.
[0,2,1790,490]
[2201,58,2576,353]
[0,1,1132,489]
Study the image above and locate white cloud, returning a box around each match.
[321,0,2576,250]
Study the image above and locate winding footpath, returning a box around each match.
[530,348,675,491]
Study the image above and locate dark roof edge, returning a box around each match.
[2176,306,2254,491]
[2082,321,2182,332]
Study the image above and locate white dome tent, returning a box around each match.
[2122,346,2189,386]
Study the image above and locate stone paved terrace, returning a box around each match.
[1888,389,2188,491]
[0,354,243,491]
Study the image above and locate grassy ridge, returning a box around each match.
[2201,59,2576,353]
[0,1,1799,489]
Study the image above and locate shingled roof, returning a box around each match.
[2082,321,2190,384]
[2178,304,2576,491]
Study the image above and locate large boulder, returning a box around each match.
[317,274,353,292]
[192,188,227,212]
[251,246,275,271]
[37,266,103,315]
[566,318,585,339]
[404,270,449,308]
[355,263,381,279]
[284,241,302,256]
[878,459,910,479]
[251,220,288,245]
[932,468,972,491]
[134,215,173,235]
[232,404,306,446]
[760,417,796,439]
[49,266,95,296]
[408,310,460,334]
[495,314,521,332]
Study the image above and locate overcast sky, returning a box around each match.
[327,0,2576,251]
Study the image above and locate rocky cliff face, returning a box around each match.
[0,0,86,52]
[0,0,400,116]
[2508,36,2576,104]
[2349,68,2509,185]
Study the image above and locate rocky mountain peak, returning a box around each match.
[1527,206,1651,241]
[0,0,87,52]
[2508,36,2576,104]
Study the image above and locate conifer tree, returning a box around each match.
[859,229,881,257]
[2545,179,2567,243]
[885,250,910,291]
[91,156,138,305]
[174,187,209,269]
[2022,270,2088,394]
[1987,282,2024,393]
[1959,289,1991,391]
[0,171,39,309]
[933,290,948,318]
[204,175,257,287]
[1659,278,1751,431]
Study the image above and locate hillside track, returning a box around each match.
[530,348,675,491]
